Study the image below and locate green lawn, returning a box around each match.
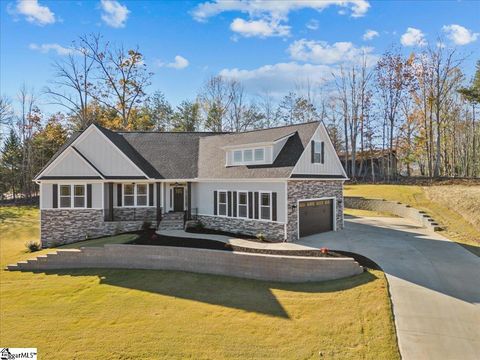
[0,206,400,359]
[345,184,480,257]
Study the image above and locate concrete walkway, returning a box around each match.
[299,216,480,360]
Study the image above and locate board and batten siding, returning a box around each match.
[74,127,144,177]
[192,181,286,223]
[41,182,103,209]
[291,123,346,176]
[41,149,99,178]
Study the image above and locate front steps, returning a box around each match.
[157,212,184,231]
[6,249,83,271]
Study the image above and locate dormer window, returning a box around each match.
[231,147,267,165]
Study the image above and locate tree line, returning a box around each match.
[1,34,479,200]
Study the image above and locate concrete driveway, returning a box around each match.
[298,215,480,360]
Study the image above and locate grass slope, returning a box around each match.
[345,184,480,257]
[0,207,399,360]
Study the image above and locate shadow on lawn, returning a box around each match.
[37,268,377,319]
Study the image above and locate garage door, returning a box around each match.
[299,199,333,237]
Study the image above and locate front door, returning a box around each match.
[173,187,184,212]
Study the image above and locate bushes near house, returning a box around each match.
[25,241,41,252]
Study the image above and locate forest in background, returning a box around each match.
[1,34,479,200]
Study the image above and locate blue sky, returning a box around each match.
[1,0,479,115]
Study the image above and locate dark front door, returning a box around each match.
[173,187,184,212]
[299,199,333,237]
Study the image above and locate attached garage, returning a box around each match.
[298,198,335,237]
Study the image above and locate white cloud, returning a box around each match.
[306,19,319,30]
[219,62,334,94]
[400,27,426,47]
[192,0,369,38]
[288,39,377,66]
[362,29,379,40]
[230,18,290,38]
[15,0,55,25]
[100,0,129,28]
[29,43,74,56]
[442,24,478,45]
[158,55,189,69]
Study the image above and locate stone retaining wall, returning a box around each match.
[197,215,285,242]
[11,244,363,283]
[344,196,442,231]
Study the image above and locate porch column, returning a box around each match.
[187,182,192,220]
[104,182,114,221]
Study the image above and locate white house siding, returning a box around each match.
[42,149,99,177]
[192,181,286,223]
[75,128,144,177]
[40,182,102,209]
[291,123,346,176]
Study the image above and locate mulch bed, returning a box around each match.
[130,230,380,269]
[185,227,278,243]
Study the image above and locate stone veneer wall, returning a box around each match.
[113,207,156,222]
[197,215,285,242]
[41,208,155,247]
[287,180,344,242]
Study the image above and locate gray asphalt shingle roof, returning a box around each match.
[36,122,321,180]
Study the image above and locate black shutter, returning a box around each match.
[254,192,259,219]
[213,191,217,215]
[311,140,315,163]
[272,192,277,221]
[156,183,161,223]
[107,183,114,221]
[87,184,92,208]
[321,141,325,164]
[227,191,232,217]
[248,192,253,219]
[52,184,58,208]
[149,184,154,206]
[117,184,122,207]
[232,191,237,217]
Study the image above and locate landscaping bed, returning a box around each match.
[185,226,277,242]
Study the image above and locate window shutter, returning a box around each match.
[227,191,232,217]
[87,184,92,208]
[272,192,277,221]
[311,140,315,163]
[52,184,58,208]
[321,141,325,164]
[248,192,253,219]
[254,192,259,219]
[149,184,154,206]
[232,191,237,217]
[117,184,122,207]
[213,191,217,215]
[107,183,114,221]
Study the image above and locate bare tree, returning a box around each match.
[0,95,14,137]
[80,34,153,129]
[44,45,94,129]
[198,75,233,132]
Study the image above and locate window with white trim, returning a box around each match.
[123,183,149,207]
[218,191,227,216]
[238,192,248,218]
[313,141,323,163]
[59,184,86,208]
[231,147,267,165]
[260,192,271,220]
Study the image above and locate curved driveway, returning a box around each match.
[298,216,480,360]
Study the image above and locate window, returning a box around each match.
[313,141,323,163]
[73,185,85,208]
[254,148,264,161]
[136,184,148,206]
[124,184,135,206]
[218,191,227,216]
[231,147,267,165]
[59,185,71,208]
[233,150,242,163]
[260,192,271,220]
[123,184,149,207]
[238,192,248,218]
[243,149,253,162]
[59,184,86,208]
